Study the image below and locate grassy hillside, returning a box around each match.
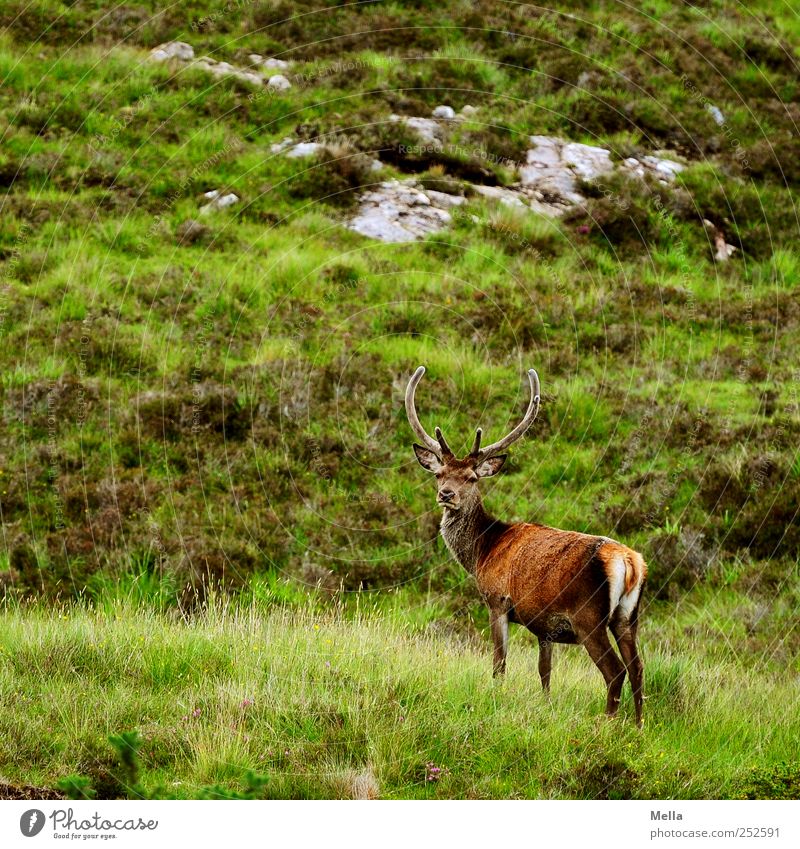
[1,598,798,800]
[0,0,798,798]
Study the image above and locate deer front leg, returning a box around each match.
[538,638,552,693]
[489,607,509,677]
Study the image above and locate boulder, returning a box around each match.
[432,105,456,120]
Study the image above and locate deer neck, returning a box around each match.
[439,495,509,576]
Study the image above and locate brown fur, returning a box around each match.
[407,366,646,725]
[414,451,647,726]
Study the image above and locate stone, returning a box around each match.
[424,189,466,208]
[200,190,239,213]
[432,105,456,120]
[263,57,291,70]
[267,74,292,91]
[346,180,457,243]
[472,185,527,208]
[561,141,614,180]
[150,41,194,62]
[706,104,725,126]
[285,142,324,159]
[270,137,296,154]
[460,105,478,117]
[404,116,443,144]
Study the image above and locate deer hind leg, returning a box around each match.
[489,608,509,678]
[538,639,552,693]
[610,614,644,728]
[579,626,626,717]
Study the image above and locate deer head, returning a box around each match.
[405,366,540,511]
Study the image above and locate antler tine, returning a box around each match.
[470,427,483,457]
[405,366,446,456]
[477,369,540,459]
[434,426,454,457]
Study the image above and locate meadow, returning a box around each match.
[0,0,798,798]
[1,594,798,800]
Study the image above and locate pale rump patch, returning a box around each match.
[602,546,646,621]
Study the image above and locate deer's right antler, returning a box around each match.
[404,366,453,457]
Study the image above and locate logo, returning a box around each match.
[20,810,46,837]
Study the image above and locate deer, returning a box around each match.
[405,365,647,726]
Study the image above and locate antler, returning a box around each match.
[404,366,453,457]
[475,369,540,459]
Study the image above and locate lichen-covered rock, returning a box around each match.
[346,180,456,242]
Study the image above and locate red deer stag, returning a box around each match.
[405,366,647,726]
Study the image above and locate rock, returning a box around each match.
[263,57,291,70]
[338,125,691,242]
[285,142,324,159]
[405,116,444,145]
[150,41,194,62]
[472,185,527,208]
[150,42,266,86]
[200,190,239,213]
[267,74,292,91]
[706,104,725,126]
[346,180,455,242]
[175,219,210,246]
[561,141,614,180]
[248,54,291,71]
[432,105,456,120]
[460,105,478,117]
[389,114,445,145]
[424,189,466,208]
[270,137,296,154]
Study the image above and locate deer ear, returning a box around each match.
[412,444,442,473]
[475,454,507,477]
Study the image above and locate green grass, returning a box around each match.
[0,0,799,800]
[0,596,797,800]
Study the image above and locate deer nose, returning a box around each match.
[439,488,455,501]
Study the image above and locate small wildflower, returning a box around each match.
[577,224,590,235]
[191,708,201,718]
[425,762,449,782]
[240,697,254,708]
